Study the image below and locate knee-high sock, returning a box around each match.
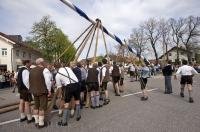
[27,114,32,121]
[95,94,100,107]
[80,93,84,105]
[38,116,44,126]
[62,109,69,124]
[20,113,26,119]
[91,96,95,107]
[181,85,185,93]
[33,115,39,124]
[75,104,81,118]
[188,90,192,98]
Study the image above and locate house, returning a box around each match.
[0,32,41,72]
[159,46,197,64]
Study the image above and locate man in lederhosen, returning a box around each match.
[17,60,34,123]
[55,63,81,126]
[80,63,87,108]
[110,62,121,96]
[175,60,198,103]
[119,64,125,93]
[100,58,110,105]
[29,58,52,128]
[87,63,100,109]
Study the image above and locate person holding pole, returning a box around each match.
[55,63,81,126]
[29,58,52,128]
[16,60,34,123]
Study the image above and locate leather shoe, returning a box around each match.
[76,116,81,121]
[20,117,27,122]
[58,121,68,126]
[189,97,194,103]
[27,117,35,124]
[180,92,184,97]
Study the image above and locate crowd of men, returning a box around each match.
[15,57,199,129]
[16,58,129,128]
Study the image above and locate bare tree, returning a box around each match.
[180,16,200,62]
[143,18,161,63]
[159,18,171,62]
[129,27,147,61]
[169,17,185,64]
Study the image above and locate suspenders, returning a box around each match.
[57,68,77,84]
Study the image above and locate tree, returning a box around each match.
[159,18,171,62]
[143,18,161,63]
[169,17,185,64]
[180,16,200,62]
[49,28,76,63]
[28,15,76,63]
[129,27,147,61]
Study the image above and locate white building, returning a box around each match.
[0,32,41,72]
[159,46,196,64]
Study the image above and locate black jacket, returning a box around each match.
[162,65,174,76]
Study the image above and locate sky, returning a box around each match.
[0,0,200,59]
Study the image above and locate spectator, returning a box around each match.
[0,71,6,89]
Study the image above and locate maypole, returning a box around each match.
[60,0,149,63]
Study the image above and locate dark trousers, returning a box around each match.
[0,82,4,89]
[165,76,172,93]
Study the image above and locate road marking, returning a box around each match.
[0,96,5,100]
[0,118,20,126]
[121,88,158,98]
[0,110,59,126]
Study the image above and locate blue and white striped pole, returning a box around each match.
[60,0,148,62]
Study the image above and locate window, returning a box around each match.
[168,53,172,56]
[22,51,26,58]
[181,52,184,55]
[16,50,19,57]
[192,58,195,61]
[2,48,7,56]
[29,53,31,59]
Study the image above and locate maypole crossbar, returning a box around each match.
[60,0,148,62]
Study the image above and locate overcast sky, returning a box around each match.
[0,0,200,59]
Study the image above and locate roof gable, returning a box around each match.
[0,32,16,45]
[0,32,41,54]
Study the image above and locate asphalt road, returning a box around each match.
[0,75,200,132]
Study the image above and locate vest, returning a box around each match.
[86,68,98,83]
[100,65,110,82]
[112,65,120,77]
[29,66,47,95]
[73,67,82,82]
[17,67,28,93]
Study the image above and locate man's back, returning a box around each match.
[176,65,198,76]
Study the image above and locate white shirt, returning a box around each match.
[101,64,107,77]
[55,67,78,88]
[130,65,135,72]
[176,65,198,76]
[43,68,52,92]
[21,67,30,89]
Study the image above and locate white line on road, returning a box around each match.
[0,110,59,126]
[0,118,20,126]
[121,88,158,98]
